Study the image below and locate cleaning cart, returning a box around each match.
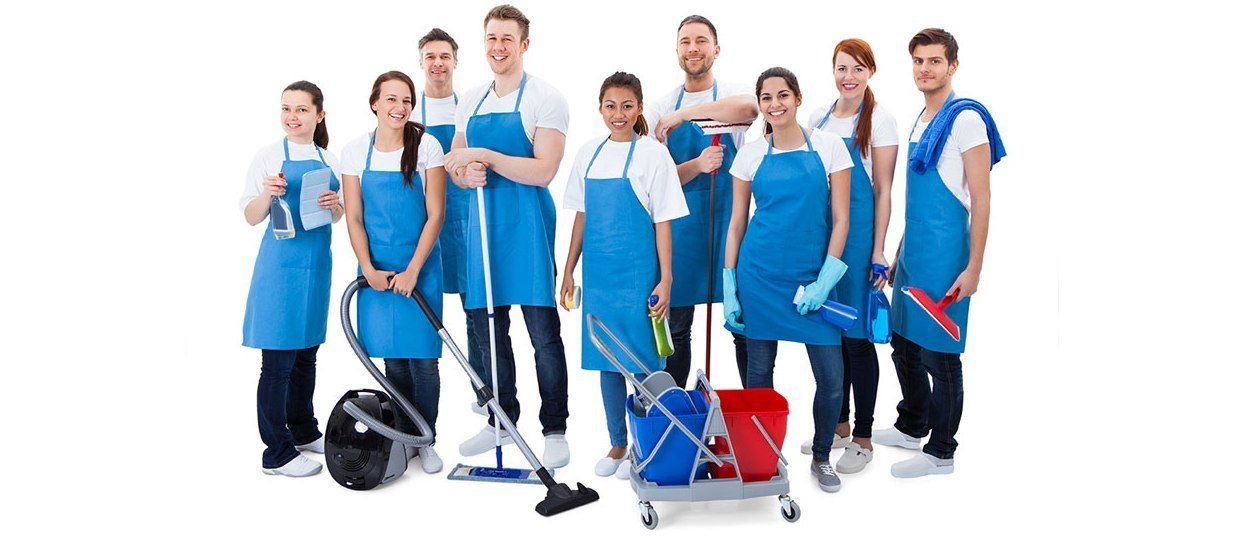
[586,315,800,529]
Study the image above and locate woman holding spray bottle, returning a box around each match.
[723,67,853,493]
[561,72,688,479]
[800,38,900,473]
[341,71,448,474]
[240,80,343,477]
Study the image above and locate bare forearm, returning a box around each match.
[342,176,376,272]
[680,95,758,123]
[827,170,850,258]
[724,178,751,269]
[482,150,559,186]
[655,221,673,282]
[244,195,272,226]
[676,160,701,185]
[564,212,584,276]
[870,146,897,258]
[962,145,992,273]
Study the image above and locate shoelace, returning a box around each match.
[817,463,837,476]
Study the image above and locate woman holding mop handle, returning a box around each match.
[799,38,900,473]
[241,80,343,477]
[341,71,448,474]
[560,72,688,479]
[723,67,853,493]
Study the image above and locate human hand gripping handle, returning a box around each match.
[723,268,744,330]
[795,255,848,315]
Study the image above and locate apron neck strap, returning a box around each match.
[766,127,812,155]
[823,98,863,137]
[583,136,639,179]
[364,131,376,172]
[420,93,427,125]
[909,91,957,139]
[282,138,291,161]
[674,79,717,111]
[283,137,327,164]
[473,73,528,116]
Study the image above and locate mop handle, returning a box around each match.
[475,186,503,468]
[704,133,721,381]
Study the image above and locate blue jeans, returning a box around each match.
[746,339,843,461]
[467,305,569,435]
[257,346,322,468]
[461,294,484,381]
[600,371,646,448]
[839,336,880,438]
[383,358,440,444]
[665,305,749,388]
[890,332,963,459]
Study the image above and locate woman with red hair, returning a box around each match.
[801,38,900,475]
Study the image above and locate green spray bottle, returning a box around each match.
[649,295,674,357]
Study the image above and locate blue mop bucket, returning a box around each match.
[627,390,709,486]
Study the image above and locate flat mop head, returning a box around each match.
[447,463,545,485]
[901,286,961,341]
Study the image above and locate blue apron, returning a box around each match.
[462,73,557,308]
[891,93,971,353]
[735,129,840,346]
[356,132,444,359]
[242,139,338,350]
[579,138,662,373]
[814,102,875,339]
[422,93,467,295]
[666,81,737,306]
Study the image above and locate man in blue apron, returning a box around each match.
[876,28,1004,479]
[646,14,758,388]
[443,4,572,469]
[416,28,489,386]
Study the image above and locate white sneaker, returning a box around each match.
[799,434,851,455]
[295,437,324,454]
[872,427,922,450]
[262,454,322,477]
[459,425,513,456]
[418,446,444,474]
[469,401,488,416]
[615,458,632,480]
[890,452,954,478]
[835,442,873,474]
[594,453,627,477]
[543,434,570,469]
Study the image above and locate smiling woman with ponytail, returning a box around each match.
[801,38,901,474]
[560,71,689,479]
[240,80,343,478]
[339,70,450,474]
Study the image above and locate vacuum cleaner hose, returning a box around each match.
[340,277,435,448]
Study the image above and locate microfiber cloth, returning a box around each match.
[909,98,1006,174]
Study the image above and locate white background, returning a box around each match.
[4,0,1237,533]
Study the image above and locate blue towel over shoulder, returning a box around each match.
[910,98,1006,174]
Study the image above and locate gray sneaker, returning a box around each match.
[811,459,841,492]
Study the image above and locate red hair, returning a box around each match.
[833,38,878,158]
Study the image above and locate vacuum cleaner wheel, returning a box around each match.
[325,389,408,490]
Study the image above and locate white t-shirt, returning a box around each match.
[562,135,689,223]
[729,129,854,186]
[454,75,569,141]
[908,109,989,209]
[414,93,459,128]
[339,132,445,193]
[239,139,341,213]
[806,103,899,179]
[645,80,752,152]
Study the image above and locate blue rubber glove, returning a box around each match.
[796,255,848,315]
[723,268,744,331]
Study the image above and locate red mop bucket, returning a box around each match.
[708,388,788,482]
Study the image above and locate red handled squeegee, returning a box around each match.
[900,286,961,341]
[687,119,752,380]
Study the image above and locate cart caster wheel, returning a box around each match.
[780,496,800,522]
[639,502,659,530]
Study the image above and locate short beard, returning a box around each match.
[680,57,714,79]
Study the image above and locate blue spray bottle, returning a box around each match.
[866,264,892,344]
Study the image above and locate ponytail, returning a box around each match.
[599,71,648,136]
[401,121,426,188]
[832,38,880,158]
[368,70,423,188]
[284,80,329,149]
[856,87,875,158]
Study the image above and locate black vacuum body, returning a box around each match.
[325,389,409,490]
